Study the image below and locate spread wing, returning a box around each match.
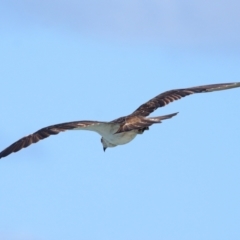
[131,82,240,117]
[0,120,113,159]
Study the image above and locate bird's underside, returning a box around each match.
[0,82,240,159]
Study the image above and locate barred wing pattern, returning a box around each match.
[131,82,240,117]
[0,121,105,159]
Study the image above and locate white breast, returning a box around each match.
[106,131,138,145]
[74,122,137,146]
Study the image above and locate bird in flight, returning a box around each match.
[0,82,240,159]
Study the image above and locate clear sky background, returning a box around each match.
[0,1,240,240]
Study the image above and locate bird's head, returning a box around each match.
[100,137,108,152]
[100,137,116,152]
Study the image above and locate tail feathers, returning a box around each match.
[147,112,178,122]
[114,112,178,134]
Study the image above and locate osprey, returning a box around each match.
[0,82,240,159]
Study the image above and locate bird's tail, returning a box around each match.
[114,112,179,134]
[147,112,178,122]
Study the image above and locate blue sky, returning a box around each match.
[0,1,240,240]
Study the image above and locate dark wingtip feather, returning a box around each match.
[0,120,104,159]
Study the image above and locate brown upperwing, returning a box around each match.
[112,82,240,133]
[130,82,240,117]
